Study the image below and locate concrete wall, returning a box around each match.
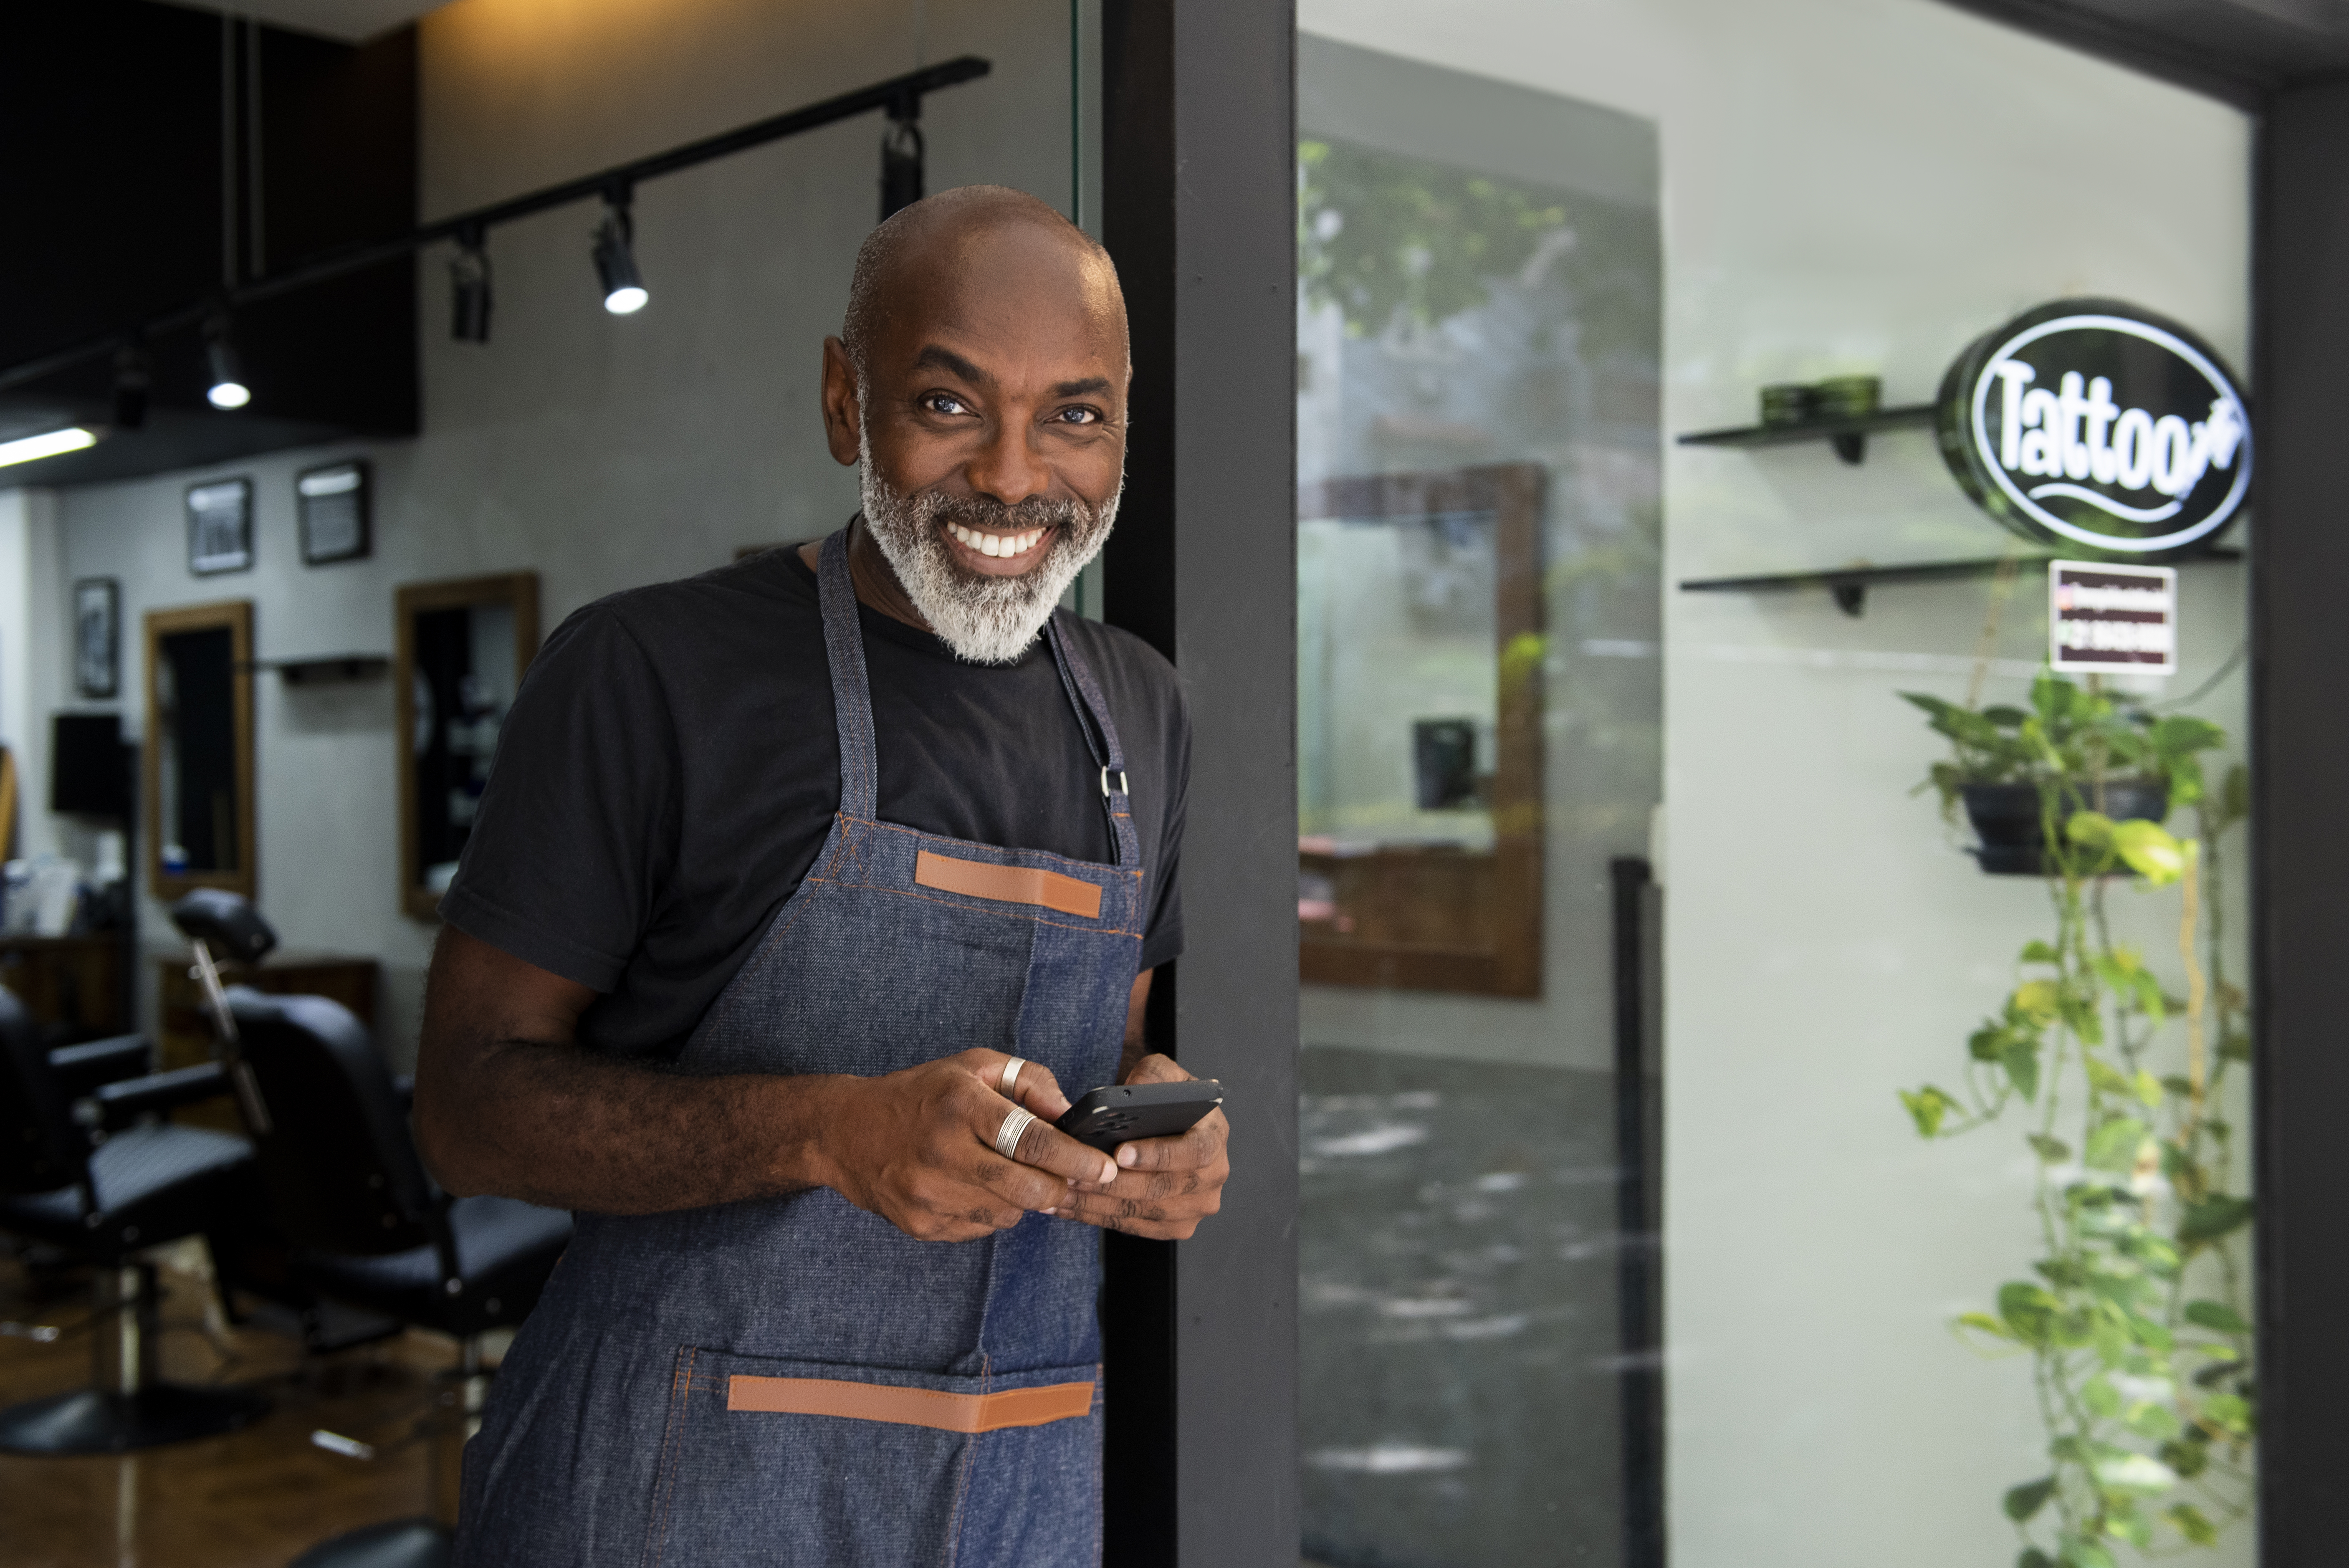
[1295,2,2252,1565]
[4,0,1088,1066]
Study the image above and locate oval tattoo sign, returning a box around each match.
[1936,299,2250,560]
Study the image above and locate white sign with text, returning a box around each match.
[2049,560,2176,675]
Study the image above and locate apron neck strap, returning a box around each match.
[817,526,880,820]
[1045,614,1142,869]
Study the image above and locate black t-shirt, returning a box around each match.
[440,543,1188,1060]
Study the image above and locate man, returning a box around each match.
[415,185,1226,1567]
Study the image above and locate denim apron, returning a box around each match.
[453,528,1144,1567]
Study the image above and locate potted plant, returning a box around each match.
[1897,673,2255,1566]
[1903,674,2224,873]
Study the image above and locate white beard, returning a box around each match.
[857,421,1120,665]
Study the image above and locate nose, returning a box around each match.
[965,416,1051,508]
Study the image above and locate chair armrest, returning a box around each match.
[392,1074,415,1112]
[89,1063,230,1128]
[48,1035,153,1101]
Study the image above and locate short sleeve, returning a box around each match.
[440,605,680,992]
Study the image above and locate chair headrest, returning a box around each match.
[169,890,278,966]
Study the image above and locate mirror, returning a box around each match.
[1297,464,1545,996]
[396,573,540,920]
[144,600,257,900]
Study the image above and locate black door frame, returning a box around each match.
[1095,1,2345,1562]
[1099,3,1300,1565]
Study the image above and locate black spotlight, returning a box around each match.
[591,190,646,316]
[880,103,925,220]
[451,227,493,343]
[202,314,250,410]
[111,339,150,431]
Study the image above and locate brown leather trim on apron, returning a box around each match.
[725,1375,1097,1433]
[913,849,1104,919]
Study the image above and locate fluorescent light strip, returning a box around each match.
[0,427,98,468]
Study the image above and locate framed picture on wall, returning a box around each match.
[72,578,119,699]
[187,477,254,575]
[298,459,371,564]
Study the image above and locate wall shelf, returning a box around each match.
[240,655,391,686]
[1676,403,1937,465]
[1679,547,2243,618]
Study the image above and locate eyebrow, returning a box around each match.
[910,345,1112,402]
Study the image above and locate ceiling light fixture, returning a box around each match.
[451,225,492,343]
[203,315,250,410]
[112,339,151,431]
[592,189,647,316]
[880,95,925,220]
[0,427,99,469]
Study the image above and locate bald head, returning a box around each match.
[841,185,1125,386]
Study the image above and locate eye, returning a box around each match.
[1052,407,1102,425]
[920,392,972,417]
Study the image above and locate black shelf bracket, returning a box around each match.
[1676,403,1937,467]
[1679,547,2243,619]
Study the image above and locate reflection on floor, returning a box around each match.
[0,1249,476,1568]
[1302,1046,1626,1568]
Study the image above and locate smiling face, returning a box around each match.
[822,192,1129,663]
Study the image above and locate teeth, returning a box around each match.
[945,522,1046,559]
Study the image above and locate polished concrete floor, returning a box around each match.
[0,1249,472,1568]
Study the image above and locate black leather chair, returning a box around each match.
[0,988,269,1453]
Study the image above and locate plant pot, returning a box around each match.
[1961,779,2170,876]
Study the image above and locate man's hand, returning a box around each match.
[1042,1052,1229,1240]
[818,1050,1124,1243]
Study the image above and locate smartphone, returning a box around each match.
[1054,1079,1225,1152]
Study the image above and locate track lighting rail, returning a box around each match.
[0,56,991,398]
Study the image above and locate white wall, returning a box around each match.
[7,0,1087,1067]
[0,487,64,865]
[1298,2,2250,1565]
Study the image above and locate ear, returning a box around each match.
[820,337,862,467]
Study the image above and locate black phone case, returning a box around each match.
[1054,1079,1225,1151]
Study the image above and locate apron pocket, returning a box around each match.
[640,1347,1101,1568]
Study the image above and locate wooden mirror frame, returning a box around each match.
[395,572,541,921]
[144,599,257,902]
[1297,463,1546,998]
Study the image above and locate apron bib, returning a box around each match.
[453,529,1145,1568]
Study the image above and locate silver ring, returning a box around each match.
[999,1057,1027,1097]
[995,1106,1037,1161]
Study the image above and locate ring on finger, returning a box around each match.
[999,1056,1027,1097]
[995,1105,1037,1161]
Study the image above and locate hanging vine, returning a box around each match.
[1900,672,2254,1568]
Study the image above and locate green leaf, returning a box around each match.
[2058,1536,2117,1568]
[2150,714,2225,756]
[2126,1401,2182,1442]
[2109,819,2189,885]
[2082,1376,2122,1417]
[2028,1134,2072,1164]
[2002,1042,2041,1101]
[2220,1031,2253,1063]
[2184,1300,2251,1335]
[2018,1553,2056,1568]
[2166,1503,2219,1546]
[2133,1068,2164,1108]
[2132,972,2166,1023]
[1999,1282,2061,1345]
[2004,1476,2057,1522]
[2220,764,2250,826]
[2021,939,2061,964]
[1957,1310,2015,1342]
[1900,1086,1962,1138]
[2201,1393,2252,1436]
[2103,1505,2154,1548]
[2159,1438,2210,1478]
[2084,1058,2132,1096]
[2126,1313,2174,1353]
[2178,1196,2253,1244]
[2091,1450,2179,1494]
[2013,979,2062,1023]
[2084,1117,2149,1171]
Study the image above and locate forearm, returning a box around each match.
[420,1039,850,1216]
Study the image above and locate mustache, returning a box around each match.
[918,491,1090,535]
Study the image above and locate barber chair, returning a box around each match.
[169,892,571,1568]
[0,988,269,1453]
